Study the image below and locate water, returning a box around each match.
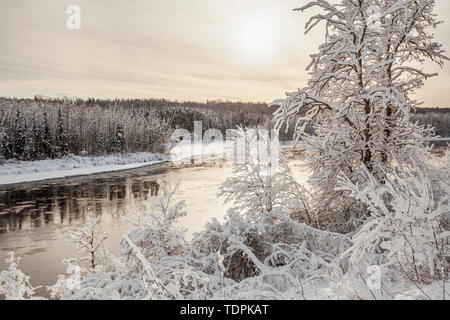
[0,162,236,294]
[0,160,309,297]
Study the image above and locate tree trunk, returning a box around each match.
[363,100,373,171]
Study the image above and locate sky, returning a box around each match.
[1,0,450,106]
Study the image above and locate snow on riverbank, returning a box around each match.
[0,139,296,186]
[0,153,168,186]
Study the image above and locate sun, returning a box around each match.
[228,12,282,65]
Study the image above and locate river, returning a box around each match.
[0,160,309,297]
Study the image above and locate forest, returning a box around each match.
[0,96,447,162]
[0,97,273,161]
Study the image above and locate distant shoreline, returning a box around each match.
[0,153,168,186]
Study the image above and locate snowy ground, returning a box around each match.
[0,153,168,186]
[0,139,294,186]
[0,142,224,186]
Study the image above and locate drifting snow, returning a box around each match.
[0,153,167,186]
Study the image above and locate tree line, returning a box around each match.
[0,97,272,161]
[0,97,448,161]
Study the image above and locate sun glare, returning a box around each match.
[230,13,282,65]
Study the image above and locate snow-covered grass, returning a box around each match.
[0,153,167,186]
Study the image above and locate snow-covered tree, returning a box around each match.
[40,109,53,159]
[12,110,26,159]
[271,0,448,231]
[0,130,13,159]
[65,213,109,271]
[111,124,125,153]
[55,107,68,157]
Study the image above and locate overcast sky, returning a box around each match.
[1,0,450,105]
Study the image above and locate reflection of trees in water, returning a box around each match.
[0,176,168,234]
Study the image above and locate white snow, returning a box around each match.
[0,153,167,186]
[430,137,450,142]
[0,138,295,186]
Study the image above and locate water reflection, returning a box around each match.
[0,163,233,295]
[0,176,164,234]
[0,160,309,297]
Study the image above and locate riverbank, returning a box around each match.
[0,152,168,186]
[0,139,294,186]
[0,136,445,186]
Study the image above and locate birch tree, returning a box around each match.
[272,0,447,231]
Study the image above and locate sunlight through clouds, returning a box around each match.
[0,0,449,105]
[226,10,284,66]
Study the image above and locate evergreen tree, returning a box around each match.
[41,110,53,158]
[111,124,125,153]
[55,107,68,157]
[12,110,26,159]
[31,119,42,160]
[0,130,13,159]
[23,120,35,161]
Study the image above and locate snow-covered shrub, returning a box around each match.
[191,209,269,281]
[337,166,450,283]
[137,252,235,300]
[220,160,312,223]
[191,208,351,283]
[48,269,144,300]
[220,128,311,223]
[0,253,40,300]
[120,182,187,271]
[45,182,191,300]
[188,207,350,299]
[187,131,351,282]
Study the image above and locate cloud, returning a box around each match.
[0,0,449,106]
